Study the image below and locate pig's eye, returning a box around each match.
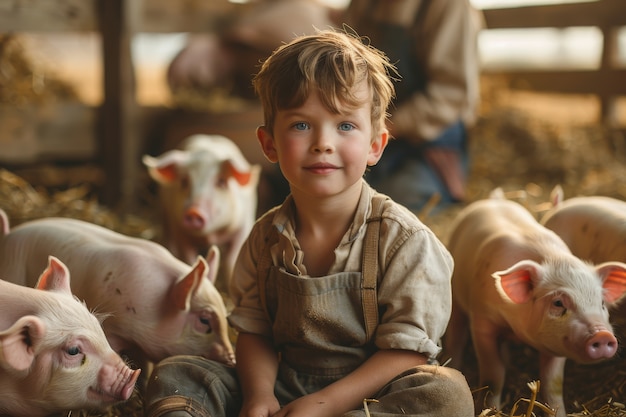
[552,299,568,316]
[217,176,228,188]
[200,317,213,334]
[67,346,81,356]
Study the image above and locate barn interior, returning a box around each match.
[1,0,626,416]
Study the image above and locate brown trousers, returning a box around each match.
[144,355,474,417]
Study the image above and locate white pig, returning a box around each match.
[443,190,626,417]
[0,256,140,417]
[0,211,235,368]
[143,134,261,290]
[541,192,626,265]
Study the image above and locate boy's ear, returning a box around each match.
[256,126,279,163]
[367,130,389,166]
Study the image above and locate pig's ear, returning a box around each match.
[492,260,541,304]
[35,256,73,296]
[224,160,253,186]
[143,152,185,184]
[249,164,262,187]
[595,262,626,304]
[171,257,207,311]
[0,315,46,371]
[205,246,221,285]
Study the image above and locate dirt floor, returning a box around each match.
[2,34,626,417]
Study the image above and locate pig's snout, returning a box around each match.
[206,342,236,367]
[183,208,206,231]
[93,362,141,403]
[586,330,618,361]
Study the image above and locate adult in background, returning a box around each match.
[345,0,483,212]
[166,0,343,100]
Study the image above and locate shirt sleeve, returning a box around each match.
[228,213,274,337]
[391,0,483,142]
[374,210,454,359]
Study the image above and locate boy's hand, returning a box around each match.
[271,392,340,417]
[239,394,281,417]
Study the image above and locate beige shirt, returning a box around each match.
[345,0,484,142]
[229,180,454,359]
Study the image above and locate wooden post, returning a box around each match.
[97,0,139,210]
[599,25,619,126]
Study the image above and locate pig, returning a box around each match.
[0,211,235,368]
[143,134,261,291]
[540,191,626,265]
[443,189,626,417]
[0,256,140,417]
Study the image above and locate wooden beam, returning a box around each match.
[0,0,248,33]
[0,0,97,32]
[140,0,243,33]
[598,25,620,124]
[97,0,138,210]
[483,68,626,96]
[483,0,626,30]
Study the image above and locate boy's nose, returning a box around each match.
[311,134,335,153]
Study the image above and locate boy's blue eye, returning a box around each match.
[294,122,308,131]
[339,123,354,132]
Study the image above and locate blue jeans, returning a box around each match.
[365,121,468,213]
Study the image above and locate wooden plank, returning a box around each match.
[140,0,244,33]
[0,0,97,32]
[483,0,626,30]
[0,103,96,164]
[483,68,626,96]
[0,0,249,33]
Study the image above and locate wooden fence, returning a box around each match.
[1,0,624,208]
[481,0,626,124]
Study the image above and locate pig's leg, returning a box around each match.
[471,316,506,412]
[539,354,567,417]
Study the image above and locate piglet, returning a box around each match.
[0,256,140,417]
[143,134,261,290]
[541,191,626,265]
[0,210,235,368]
[443,189,626,417]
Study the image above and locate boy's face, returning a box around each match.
[257,81,387,199]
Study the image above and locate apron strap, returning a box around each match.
[257,194,389,339]
[257,229,279,322]
[362,194,388,341]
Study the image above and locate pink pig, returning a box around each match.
[0,211,235,367]
[0,256,140,417]
[143,134,261,290]
[541,191,626,265]
[443,190,626,417]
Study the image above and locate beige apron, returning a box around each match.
[257,195,387,380]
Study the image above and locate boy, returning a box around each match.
[145,29,474,417]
